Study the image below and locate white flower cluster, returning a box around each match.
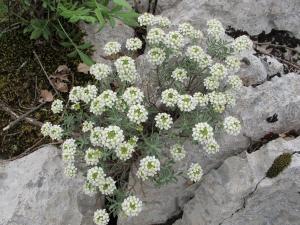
[87,166,105,186]
[137,156,160,181]
[69,85,98,104]
[121,196,143,217]
[207,19,225,40]
[115,142,135,161]
[164,31,184,51]
[161,88,179,107]
[186,45,212,68]
[178,22,203,39]
[228,75,243,90]
[126,37,143,51]
[177,94,197,112]
[210,63,227,79]
[100,125,125,149]
[147,48,166,65]
[171,68,188,82]
[192,122,214,144]
[41,122,63,140]
[153,15,171,28]
[85,148,102,165]
[147,28,165,45]
[204,76,219,90]
[90,90,117,115]
[122,87,144,105]
[155,113,173,130]
[104,41,121,55]
[127,104,148,124]
[82,120,94,132]
[83,181,97,196]
[225,56,241,72]
[51,99,63,114]
[208,91,227,113]
[115,56,138,83]
[223,116,241,136]
[187,163,203,182]
[194,92,209,107]
[170,144,186,161]
[93,209,109,225]
[64,163,77,178]
[90,63,112,81]
[138,13,155,26]
[99,176,116,195]
[233,35,253,53]
[62,138,77,162]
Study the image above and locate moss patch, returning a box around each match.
[266,153,292,178]
[0,22,93,159]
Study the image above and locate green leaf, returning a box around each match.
[60,41,73,48]
[77,49,95,66]
[67,50,78,58]
[113,0,132,9]
[114,11,139,27]
[77,42,93,50]
[28,19,50,40]
[58,3,96,23]
[94,9,106,30]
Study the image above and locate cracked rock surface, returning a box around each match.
[0,146,101,225]
[163,0,300,39]
[118,73,300,225]
[174,137,300,225]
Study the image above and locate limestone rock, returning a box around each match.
[0,146,102,225]
[260,55,284,76]
[163,0,300,39]
[80,21,135,62]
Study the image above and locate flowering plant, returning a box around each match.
[41,13,252,225]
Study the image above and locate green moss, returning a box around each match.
[0,23,93,159]
[266,153,292,178]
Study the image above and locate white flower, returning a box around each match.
[204,138,220,154]
[128,136,138,147]
[207,19,225,40]
[83,181,97,196]
[101,125,125,149]
[228,75,243,90]
[161,88,179,107]
[223,116,241,136]
[87,166,105,186]
[62,138,77,162]
[122,87,144,105]
[193,92,209,107]
[171,68,188,82]
[127,104,148,124]
[121,196,143,217]
[51,99,63,114]
[210,63,227,79]
[187,163,203,182]
[178,23,203,40]
[170,144,186,161]
[146,28,165,45]
[225,91,236,107]
[90,63,112,81]
[192,122,214,144]
[126,37,143,51]
[69,86,83,103]
[138,13,155,26]
[90,90,117,115]
[153,15,171,28]
[225,56,241,72]
[208,91,227,113]
[82,121,94,132]
[90,127,104,146]
[137,156,160,180]
[233,35,253,53]
[115,142,135,161]
[186,45,212,67]
[85,148,102,166]
[48,124,63,140]
[147,48,166,65]
[155,113,173,130]
[164,31,184,50]
[93,209,109,225]
[64,162,77,178]
[177,94,197,112]
[104,41,121,55]
[115,56,138,83]
[99,177,116,195]
[81,85,98,103]
[115,98,127,112]
[204,76,220,90]
[41,122,52,137]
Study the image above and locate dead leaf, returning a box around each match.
[40,90,54,102]
[53,81,69,93]
[77,63,90,74]
[55,65,69,73]
[50,65,71,93]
